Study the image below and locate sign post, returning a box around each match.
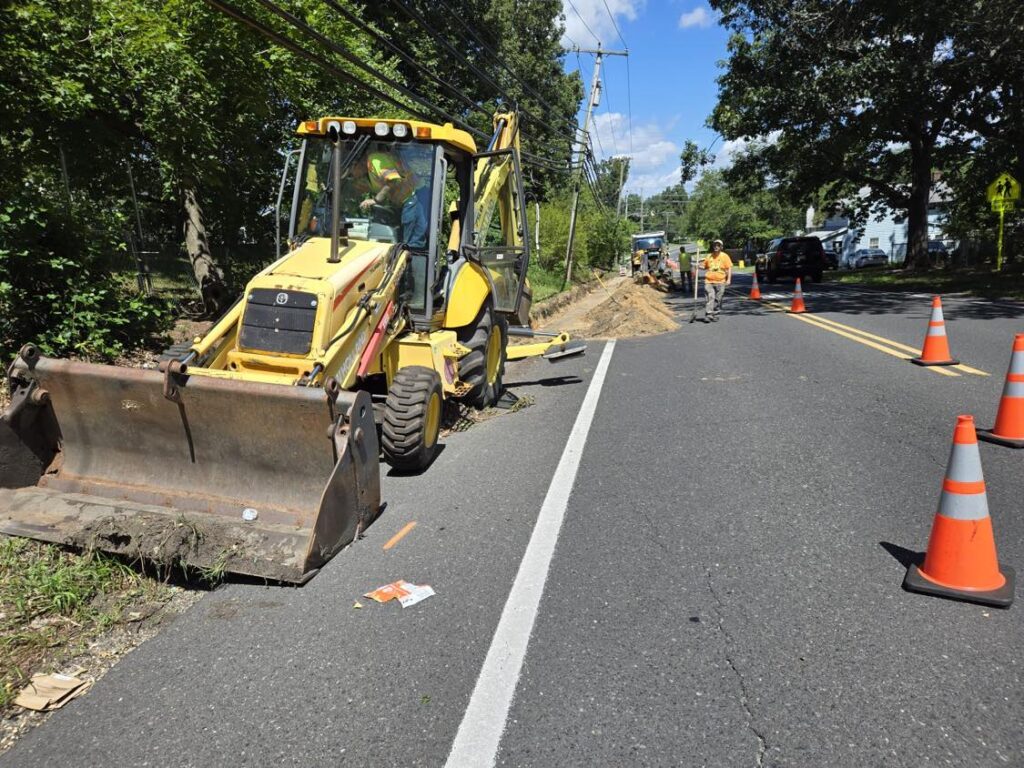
[987,173,1020,271]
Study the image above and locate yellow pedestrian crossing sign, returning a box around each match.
[988,172,1019,271]
[987,172,1020,208]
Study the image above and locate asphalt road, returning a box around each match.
[4,274,1023,767]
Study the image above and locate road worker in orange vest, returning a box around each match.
[699,239,733,322]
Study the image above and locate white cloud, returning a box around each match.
[629,167,683,196]
[678,6,714,29]
[589,112,682,194]
[562,0,642,46]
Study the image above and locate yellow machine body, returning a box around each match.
[0,113,581,583]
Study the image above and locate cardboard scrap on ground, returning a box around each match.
[14,668,93,711]
[364,580,435,608]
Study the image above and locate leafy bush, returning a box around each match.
[536,192,628,276]
[0,190,172,363]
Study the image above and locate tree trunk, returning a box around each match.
[904,141,932,271]
[182,186,228,313]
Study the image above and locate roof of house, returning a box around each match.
[804,228,848,241]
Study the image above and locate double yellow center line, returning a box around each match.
[737,291,988,378]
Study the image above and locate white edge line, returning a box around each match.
[443,340,617,768]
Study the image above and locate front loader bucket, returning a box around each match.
[0,349,380,583]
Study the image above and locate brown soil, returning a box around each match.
[72,511,310,585]
[550,278,679,339]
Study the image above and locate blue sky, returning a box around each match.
[559,0,737,195]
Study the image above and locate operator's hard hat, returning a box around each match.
[712,238,724,247]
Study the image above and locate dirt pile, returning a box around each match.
[567,280,679,339]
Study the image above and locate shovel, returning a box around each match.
[688,247,701,323]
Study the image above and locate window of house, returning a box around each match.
[869,237,879,248]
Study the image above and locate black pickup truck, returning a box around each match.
[755,236,826,283]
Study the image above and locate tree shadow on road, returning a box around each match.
[729,274,1024,322]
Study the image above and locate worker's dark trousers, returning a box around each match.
[704,282,725,318]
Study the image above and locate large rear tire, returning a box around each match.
[381,366,443,472]
[456,301,507,409]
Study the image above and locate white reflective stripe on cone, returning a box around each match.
[938,489,991,521]
[927,325,948,337]
[1008,352,1024,376]
[1001,380,1024,398]
[945,441,985,483]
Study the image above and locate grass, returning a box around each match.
[0,538,171,711]
[832,265,1024,300]
[528,262,569,302]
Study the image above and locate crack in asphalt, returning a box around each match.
[633,503,673,555]
[704,567,768,767]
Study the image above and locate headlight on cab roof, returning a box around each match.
[374,121,389,137]
[392,122,409,138]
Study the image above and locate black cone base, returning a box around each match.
[903,563,1015,608]
[977,429,1024,449]
[911,357,959,366]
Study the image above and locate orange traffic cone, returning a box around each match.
[788,278,806,313]
[910,296,958,366]
[749,271,762,300]
[903,415,1015,608]
[979,334,1024,448]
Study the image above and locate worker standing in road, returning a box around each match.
[678,247,692,293]
[700,239,732,322]
[354,149,428,249]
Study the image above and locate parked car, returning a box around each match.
[756,236,826,283]
[823,248,840,270]
[849,248,888,269]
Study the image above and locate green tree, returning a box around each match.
[0,0,586,360]
[709,0,1020,269]
[683,170,797,247]
[679,140,711,187]
[593,156,630,211]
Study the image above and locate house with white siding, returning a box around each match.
[816,184,954,265]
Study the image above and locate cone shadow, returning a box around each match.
[880,541,924,568]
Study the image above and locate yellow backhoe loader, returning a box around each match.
[0,112,583,583]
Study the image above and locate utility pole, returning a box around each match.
[562,45,628,287]
[639,190,645,231]
[615,158,626,217]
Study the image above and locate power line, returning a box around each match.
[600,70,621,158]
[433,0,577,135]
[625,53,635,155]
[565,0,600,45]
[212,0,575,172]
[203,0,439,126]
[321,0,491,123]
[597,0,627,159]
[589,119,605,158]
[249,0,487,139]
[600,0,629,49]
[385,0,572,144]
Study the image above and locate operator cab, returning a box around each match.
[282,117,531,331]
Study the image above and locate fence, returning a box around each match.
[121,233,276,311]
